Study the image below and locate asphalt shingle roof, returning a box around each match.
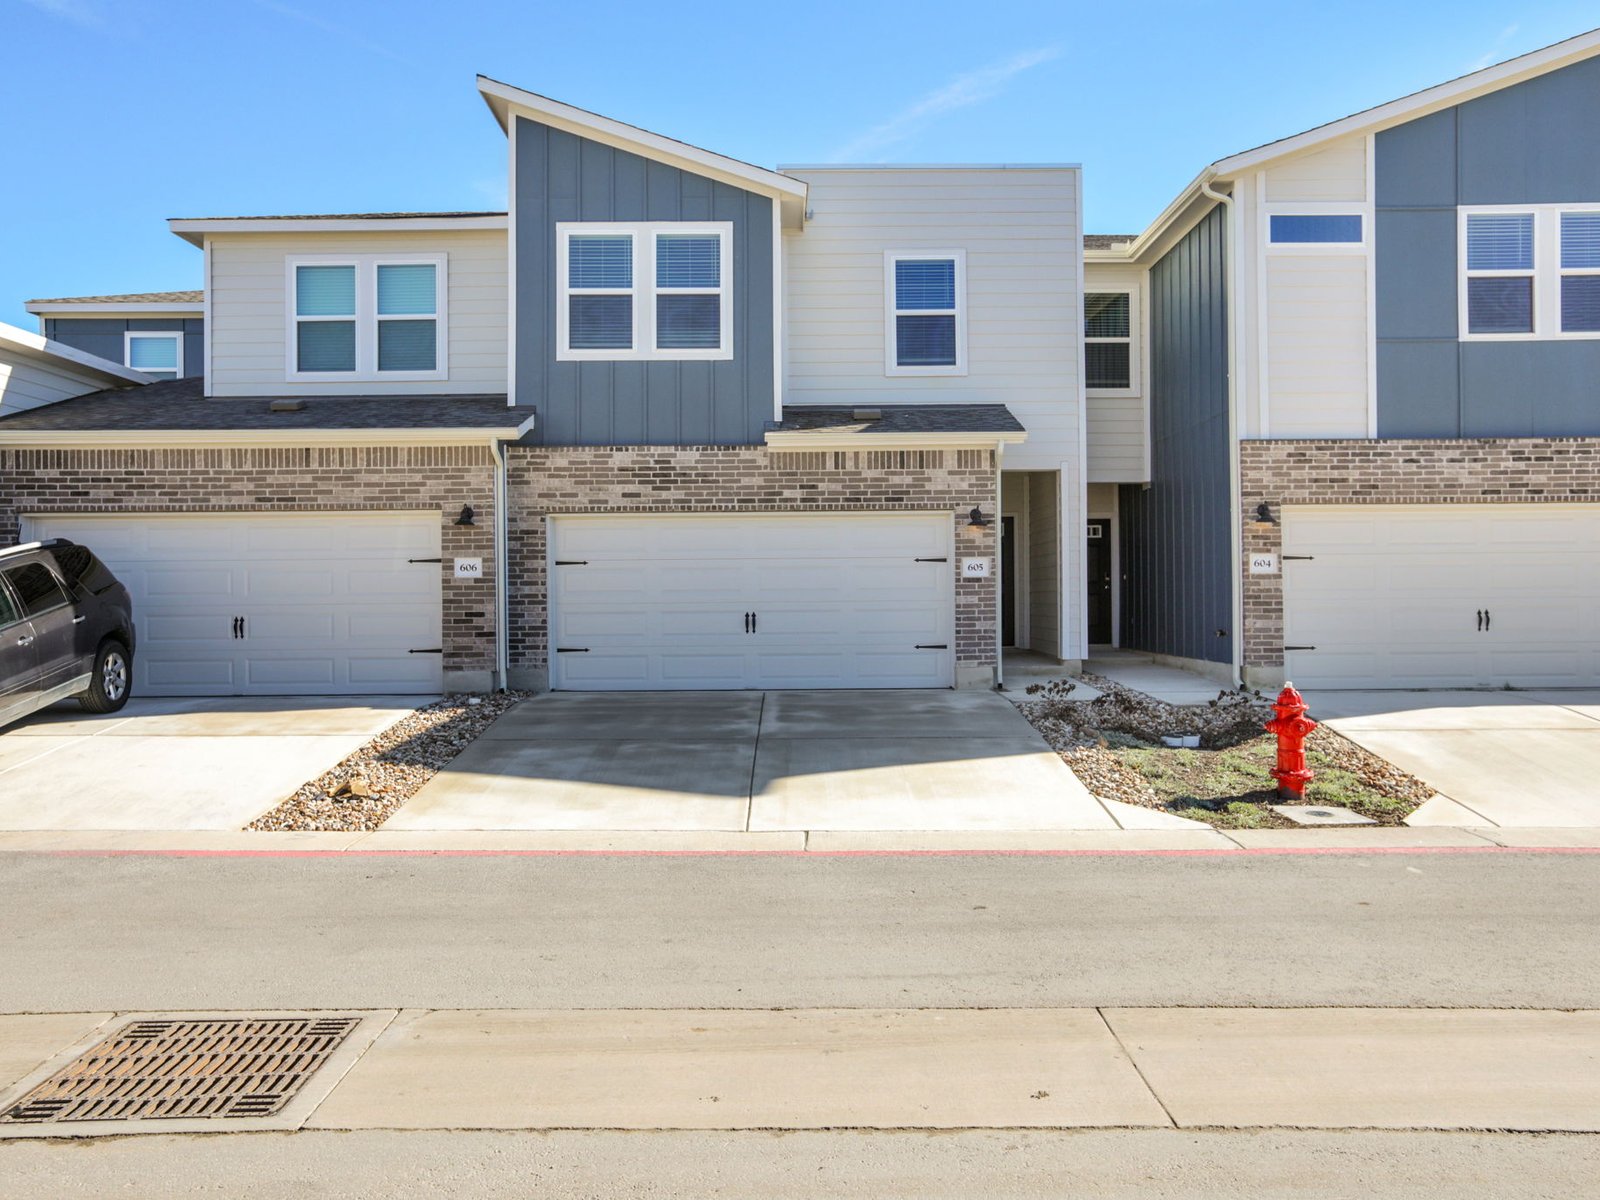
[0,377,524,432]
[1083,234,1137,250]
[174,211,506,222]
[26,290,203,305]
[774,404,1023,436]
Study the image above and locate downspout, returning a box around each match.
[491,437,510,693]
[1200,174,1245,688]
[994,440,1005,690]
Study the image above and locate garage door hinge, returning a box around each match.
[914,643,949,650]
[556,647,590,653]
[408,648,443,654]
[1283,645,1317,651]
[407,557,443,564]
[554,560,588,566]
[1282,555,1315,561]
[914,557,948,563]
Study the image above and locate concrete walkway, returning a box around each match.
[1085,648,1233,705]
[386,689,1136,833]
[0,696,424,830]
[5,1007,1599,1137]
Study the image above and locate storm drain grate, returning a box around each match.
[0,1017,361,1124]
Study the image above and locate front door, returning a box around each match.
[1086,520,1112,645]
[1000,516,1017,648]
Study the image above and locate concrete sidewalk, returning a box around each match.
[4,1007,1598,1137]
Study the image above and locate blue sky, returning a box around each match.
[4,0,1598,331]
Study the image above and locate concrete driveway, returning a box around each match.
[0,697,424,830]
[1309,691,1600,827]
[388,690,1130,833]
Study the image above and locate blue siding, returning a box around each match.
[513,116,775,446]
[44,317,203,379]
[1120,204,1232,666]
[1375,55,1600,436]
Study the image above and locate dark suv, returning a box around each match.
[0,540,136,729]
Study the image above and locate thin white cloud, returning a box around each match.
[249,0,412,64]
[831,46,1060,161]
[1470,22,1521,71]
[17,0,105,28]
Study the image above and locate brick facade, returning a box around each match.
[504,444,999,688]
[1239,438,1600,673]
[0,445,498,688]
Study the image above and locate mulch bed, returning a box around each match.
[1018,673,1436,828]
[246,692,530,832]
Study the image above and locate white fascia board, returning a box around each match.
[0,422,534,450]
[1211,27,1600,177]
[26,303,204,316]
[0,322,149,385]
[477,76,808,228]
[778,163,1082,171]
[764,430,1028,450]
[167,215,509,247]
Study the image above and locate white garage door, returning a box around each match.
[549,513,956,690]
[1282,505,1600,689]
[23,513,444,696]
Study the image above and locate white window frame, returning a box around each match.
[884,249,967,377]
[284,253,449,382]
[1084,288,1138,398]
[123,330,184,379]
[1263,205,1368,254]
[1458,204,1600,342]
[555,222,734,362]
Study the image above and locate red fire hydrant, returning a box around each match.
[1264,683,1317,800]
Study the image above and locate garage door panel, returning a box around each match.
[549,514,956,690]
[23,513,443,696]
[1283,504,1600,689]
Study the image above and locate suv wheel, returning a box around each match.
[78,640,131,714]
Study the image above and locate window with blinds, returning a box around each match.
[288,256,445,378]
[1461,206,1600,340]
[886,251,965,375]
[556,223,731,360]
[125,331,183,381]
[1084,292,1132,391]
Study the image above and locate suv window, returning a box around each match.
[0,580,19,629]
[2,563,71,617]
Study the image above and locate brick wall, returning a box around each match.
[505,444,998,687]
[0,445,497,683]
[1239,438,1600,670]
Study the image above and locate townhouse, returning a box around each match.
[0,79,1087,696]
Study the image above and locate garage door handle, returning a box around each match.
[744,612,751,634]
[751,612,757,633]
[1484,609,1491,631]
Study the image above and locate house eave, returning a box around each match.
[763,430,1029,450]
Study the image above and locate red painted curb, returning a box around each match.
[26,845,1600,859]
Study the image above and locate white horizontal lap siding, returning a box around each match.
[1262,138,1366,203]
[1083,261,1147,482]
[1265,255,1368,437]
[208,230,508,396]
[0,356,125,416]
[782,168,1081,473]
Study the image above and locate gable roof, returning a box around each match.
[0,321,148,387]
[477,76,808,229]
[168,212,506,246]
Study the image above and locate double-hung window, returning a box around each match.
[1460,205,1600,339]
[556,223,732,360]
[124,331,183,380]
[287,255,446,380]
[1084,292,1135,393]
[885,251,965,375]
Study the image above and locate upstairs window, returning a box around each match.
[287,255,446,380]
[125,331,183,380]
[1460,206,1600,340]
[886,251,966,375]
[556,223,732,360]
[1268,214,1364,244]
[1084,291,1134,393]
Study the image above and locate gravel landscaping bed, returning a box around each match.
[1019,673,1436,828]
[247,692,529,832]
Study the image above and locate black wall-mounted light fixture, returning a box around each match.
[966,507,991,531]
[1249,502,1278,529]
[454,505,476,527]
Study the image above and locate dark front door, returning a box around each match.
[1086,519,1112,645]
[1000,516,1017,647]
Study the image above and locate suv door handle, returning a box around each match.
[16,636,34,647]
[72,615,87,625]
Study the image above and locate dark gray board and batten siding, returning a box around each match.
[513,116,775,446]
[1375,54,1600,437]
[43,318,204,380]
[1119,204,1233,666]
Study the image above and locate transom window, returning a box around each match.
[286,255,446,379]
[556,223,732,360]
[1268,214,1364,244]
[1084,292,1134,392]
[124,331,183,380]
[1461,206,1600,339]
[885,251,966,375]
